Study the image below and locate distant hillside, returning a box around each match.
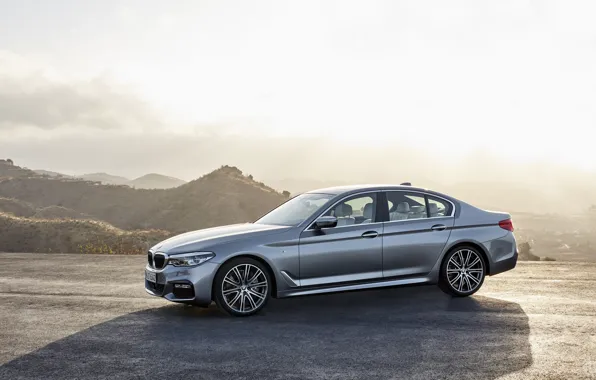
[0,161,37,178]
[129,173,186,189]
[34,169,72,178]
[0,197,92,220]
[80,172,130,185]
[0,197,36,217]
[75,172,186,189]
[0,165,287,233]
[0,212,169,254]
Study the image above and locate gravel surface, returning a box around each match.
[0,253,594,379]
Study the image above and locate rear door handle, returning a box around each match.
[431,224,447,231]
[361,231,379,239]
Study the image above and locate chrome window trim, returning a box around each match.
[382,215,454,226]
[303,189,457,232]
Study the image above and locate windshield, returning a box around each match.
[255,193,335,226]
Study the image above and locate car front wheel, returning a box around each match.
[214,258,271,316]
[439,246,486,297]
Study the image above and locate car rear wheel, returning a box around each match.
[214,258,271,316]
[439,246,486,297]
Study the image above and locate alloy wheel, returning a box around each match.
[221,264,268,314]
[446,249,484,293]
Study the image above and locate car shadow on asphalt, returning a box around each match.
[0,285,532,380]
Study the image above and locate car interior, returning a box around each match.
[323,193,449,227]
[387,193,448,220]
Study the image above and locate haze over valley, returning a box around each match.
[1,1,596,262]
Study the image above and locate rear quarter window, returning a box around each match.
[426,196,453,217]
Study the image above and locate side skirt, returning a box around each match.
[278,276,432,298]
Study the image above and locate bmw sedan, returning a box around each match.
[145,184,518,316]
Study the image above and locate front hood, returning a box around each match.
[151,223,290,254]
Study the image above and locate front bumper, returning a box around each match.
[144,262,218,305]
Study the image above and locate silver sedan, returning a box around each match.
[145,184,518,316]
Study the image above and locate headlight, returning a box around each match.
[168,252,215,267]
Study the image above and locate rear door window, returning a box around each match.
[386,192,428,221]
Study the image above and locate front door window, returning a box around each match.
[322,193,377,226]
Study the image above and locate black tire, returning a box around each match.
[213,257,271,317]
[439,246,486,297]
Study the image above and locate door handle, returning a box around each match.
[361,231,379,238]
[431,224,447,231]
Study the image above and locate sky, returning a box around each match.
[0,0,595,184]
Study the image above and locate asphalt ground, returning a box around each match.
[0,253,594,379]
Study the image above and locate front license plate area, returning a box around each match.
[145,270,157,283]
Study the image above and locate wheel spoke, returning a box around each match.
[249,281,267,287]
[246,292,257,309]
[247,270,261,285]
[468,257,481,268]
[232,267,243,284]
[223,287,240,295]
[241,293,247,312]
[244,264,251,282]
[224,277,239,287]
[449,273,462,286]
[457,251,465,267]
[449,258,461,270]
[467,274,480,285]
[247,289,265,300]
[228,291,241,306]
[464,250,471,266]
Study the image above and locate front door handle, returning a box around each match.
[431,224,447,231]
[361,231,379,239]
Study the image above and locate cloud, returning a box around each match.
[0,53,162,131]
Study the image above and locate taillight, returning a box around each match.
[499,219,514,231]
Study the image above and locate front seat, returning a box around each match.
[362,203,373,224]
[335,203,355,226]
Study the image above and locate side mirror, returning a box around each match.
[314,216,337,229]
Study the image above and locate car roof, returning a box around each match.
[306,184,429,195]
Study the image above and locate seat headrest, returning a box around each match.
[363,203,373,219]
[335,203,353,217]
[428,203,439,214]
[396,202,410,213]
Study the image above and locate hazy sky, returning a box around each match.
[1,0,595,182]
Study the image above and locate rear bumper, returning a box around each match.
[489,249,518,276]
[144,262,218,305]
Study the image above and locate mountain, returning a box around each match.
[129,173,186,189]
[80,172,130,185]
[0,165,287,233]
